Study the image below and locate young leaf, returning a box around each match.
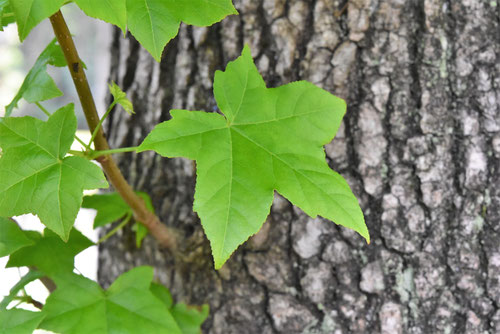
[0,0,15,31]
[0,309,44,334]
[7,228,93,275]
[0,217,34,257]
[0,104,109,240]
[74,0,127,33]
[40,266,182,334]
[5,39,66,117]
[139,45,369,269]
[126,0,237,61]
[109,81,134,114]
[82,191,153,246]
[10,0,65,41]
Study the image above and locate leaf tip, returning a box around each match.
[99,179,110,189]
[241,44,252,58]
[153,52,162,63]
[213,260,224,271]
[361,228,370,245]
[59,230,71,243]
[212,245,235,270]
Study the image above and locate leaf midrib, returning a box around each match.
[231,127,360,227]
[19,0,34,38]
[218,128,233,262]
[1,124,56,158]
[232,106,333,127]
[0,162,55,195]
[142,0,157,57]
[106,293,175,329]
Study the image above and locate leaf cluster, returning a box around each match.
[0,218,208,334]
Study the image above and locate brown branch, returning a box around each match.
[49,10,178,250]
[39,275,57,293]
[26,297,44,310]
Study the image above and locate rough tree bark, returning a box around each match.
[99,0,500,333]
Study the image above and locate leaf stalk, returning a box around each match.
[88,101,117,148]
[35,102,51,117]
[49,10,178,250]
[98,213,132,244]
[89,146,138,159]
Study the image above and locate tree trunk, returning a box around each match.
[99,0,500,333]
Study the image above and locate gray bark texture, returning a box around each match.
[99,0,500,333]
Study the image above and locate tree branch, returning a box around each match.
[23,296,44,310]
[49,10,178,250]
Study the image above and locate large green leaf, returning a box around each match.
[0,104,109,240]
[0,0,16,31]
[0,309,44,334]
[7,228,93,275]
[40,266,182,334]
[5,39,66,117]
[126,0,237,61]
[0,217,33,257]
[139,45,368,269]
[10,0,65,41]
[74,0,127,33]
[82,191,153,247]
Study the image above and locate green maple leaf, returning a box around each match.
[0,217,34,257]
[74,0,127,33]
[0,104,109,240]
[40,266,182,334]
[7,228,93,275]
[82,191,153,247]
[126,0,237,61]
[139,46,369,269]
[0,309,44,334]
[5,39,66,117]
[10,0,65,41]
